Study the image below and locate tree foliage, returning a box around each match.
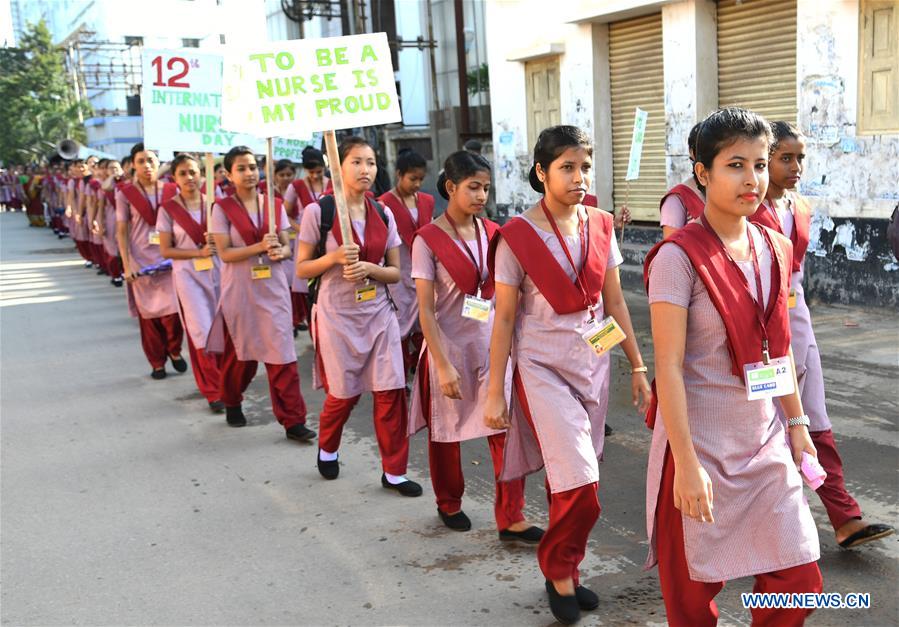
[0,20,91,166]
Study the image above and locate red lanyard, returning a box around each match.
[178,194,207,229]
[309,177,321,201]
[539,199,593,312]
[700,214,773,363]
[139,182,159,210]
[234,194,263,236]
[444,211,484,295]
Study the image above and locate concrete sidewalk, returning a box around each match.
[1,212,896,626]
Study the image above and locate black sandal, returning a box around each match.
[839,523,895,549]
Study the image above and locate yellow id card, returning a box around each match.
[148,230,161,246]
[193,257,214,272]
[788,288,797,309]
[251,265,272,280]
[581,315,626,356]
[461,295,491,322]
[355,284,377,303]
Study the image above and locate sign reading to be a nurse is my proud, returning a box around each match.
[141,48,265,152]
[222,33,401,137]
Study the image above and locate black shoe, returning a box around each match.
[499,525,545,545]
[225,405,247,427]
[317,451,339,479]
[111,277,123,287]
[575,585,599,611]
[285,423,316,442]
[150,368,166,380]
[545,580,581,625]
[208,400,225,414]
[605,423,613,436]
[438,508,471,531]
[84,261,93,268]
[296,323,308,332]
[170,355,188,373]
[292,326,298,338]
[381,474,423,497]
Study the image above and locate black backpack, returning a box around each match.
[308,194,390,305]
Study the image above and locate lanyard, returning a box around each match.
[390,189,420,227]
[139,182,159,210]
[700,214,773,363]
[444,211,484,296]
[539,199,594,314]
[177,193,207,231]
[308,177,321,201]
[234,193,263,234]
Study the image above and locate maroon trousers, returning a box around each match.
[811,429,862,531]
[185,334,222,403]
[219,325,306,429]
[74,239,92,262]
[106,253,123,278]
[91,242,107,272]
[401,332,424,376]
[656,447,823,627]
[291,292,310,328]
[138,313,184,370]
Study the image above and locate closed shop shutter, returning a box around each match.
[609,12,667,222]
[718,0,797,123]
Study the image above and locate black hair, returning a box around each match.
[694,107,772,170]
[337,136,374,164]
[396,148,427,175]
[301,146,325,169]
[97,159,109,168]
[688,122,701,159]
[528,125,593,194]
[770,121,804,152]
[129,142,154,160]
[223,145,256,172]
[436,150,491,200]
[72,158,85,165]
[213,162,225,172]
[463,139,482,154]
[274,159,295,174]
[170,153,199,174]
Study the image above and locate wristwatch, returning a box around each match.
[787,414,810,428]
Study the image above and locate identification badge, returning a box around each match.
[788,288,797,309]
[355,284,377,303]
[743,356,795,401]
[288,230,297,240]
[148,230,161,245]
[251,264,272,280]
[580,315,626,356]
[193,257,214,272]
[461,295,491,322]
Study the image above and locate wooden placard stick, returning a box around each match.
[266,137,276,234]
[620,181,628,246]
[204,152,214,225]
[323,129,354,246]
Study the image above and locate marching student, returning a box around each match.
[266,158,306,333]
[67,159,92,267]
[213,162,234,199]
[378,148,434,377]
[116,143,186,379]
[210,146,315,440]
[296,136,421,496]
[659,122,706,238]
[410,150,540,537]
[87,160,109,275]
[485,125,651,624]
[644,108,822,626]
[99,160,126,287]
[750,121,894,549]
[158,154,224,413]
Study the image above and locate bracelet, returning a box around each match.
[631,366,648,374]
[787,415,810,428]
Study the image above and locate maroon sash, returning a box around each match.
[217,194,284,245]
[331,197,389,264]
[488,208,613,315]
[378,190,435,248]
[660,183,705,221]
[323,178,374,201]
[162,195,207,247]
[749,193,811,273]
[120,183,159,226]
[89,178,101,192]
[583,193,598,207]
[416,219,499,298]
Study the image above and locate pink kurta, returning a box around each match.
[644,231,820,583]
[70,180,89,242]
[408,234,508,442]
[209,203,295,364]
[493,216,623,493]
[89,184,103,246]
[393,204,420,338]
[298,202,405,399]
[156,204,221,349]
[762,197,831,432]
[102,190,118,257]
[283,183,310,295]
[115,183,179,319]
[659,178,704,229]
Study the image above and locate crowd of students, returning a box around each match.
[12,107,894,625]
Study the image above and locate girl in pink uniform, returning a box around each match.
[485,126,651,624]
[409,151,541,538]
[98,160,125,287]
[378,149,434,377]
[750,122,893,550]
[158,154,224,414]
[659,122,706,238]
[644,108,822,626]
[115,143,186,379]
[296,136,421,497]
[210,146,314,441]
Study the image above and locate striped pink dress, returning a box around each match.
[644,229,820,582]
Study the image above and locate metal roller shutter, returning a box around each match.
[609,13,667,222]
[718,0,797,123]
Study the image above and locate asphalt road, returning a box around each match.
[1,212,896,626]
